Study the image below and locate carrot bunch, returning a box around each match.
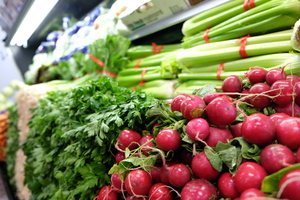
[0,111,8,161]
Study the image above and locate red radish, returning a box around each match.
[272,102,300,117]
[241,113,275,146]
[168,163,191,188]
[115,151,125,164]
[94,185,118,200]
[203,93,224,104]
[244,67,268,84]
[239,188,266,200]
[295,82,300,105]
[171,93,189,112]
[265,67,286,86]
[218,172,240,199]
[278,169,300,200]
[148,183,173,200]
[275,117,300,150]
[270,80,294,105]
[111,173,125,193]
[181,178,218,200]
[191,151,220,180]
[117,129,141,150]
[149,165,161,183]
[259,144,295,174]
[139,135,155,156]
[286,75,300,85]
[205,95,237,127]
[269,113,290,127]
[180,95,206,120]
[230,122,243,138]
[156,128,181,151]
[185,118,210,142]
[297,148,300,163]
[233,162,268,193]
[204,127,233,147]
[125,169,152,196]
[221,75,243,94]
[126,196,147,200]
[160,161,177,185]
[248,83,271,109]
[241,89,251,103]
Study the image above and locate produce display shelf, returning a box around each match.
[128,0,232,42]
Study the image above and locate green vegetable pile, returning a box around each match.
[22,77,159,200]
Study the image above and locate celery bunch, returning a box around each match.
[182,0,300,48]
[177,30,294,68]
[182,0,270,37]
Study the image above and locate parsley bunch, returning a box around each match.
[22,77,158,200]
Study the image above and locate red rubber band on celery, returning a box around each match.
[96,70,118,77]
[89,54,105,67]
[243,0,256,10]
[138,68,148,86]
[134,58,143,68]
[216,63,225,80]
[151,43,164,54]
[203,29,210,43]
[236,35,250,58]
[249,0,256,9]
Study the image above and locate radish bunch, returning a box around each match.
[94,67,300,200]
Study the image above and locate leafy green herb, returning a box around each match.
[46,35,131,82]
[22,77,158,200]
[5,105,19,194]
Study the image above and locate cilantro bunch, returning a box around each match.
[22,77,158,200]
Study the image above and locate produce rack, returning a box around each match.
[2,0,300,200]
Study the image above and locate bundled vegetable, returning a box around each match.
[126,43,181,60]
[181,0,270,37]
[182,0,300,48]
[178,30,294,68]
[34,35,131,83]
[21,77,159,200]
[96,66,300,200]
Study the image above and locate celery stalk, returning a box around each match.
[182,0,270,37]
[189,30,292,52]
[127,44,182,60]
[118,66,161,76]
[212,0,300,33]
[175,80,222,95]
[116,72,176,87]
[182,15,298,48]
[178,71,246,81]
[131,79,178,99]
[178,41,293,68]
[183,53,299,73]
[126,51,178,68]
[178,53,300,81]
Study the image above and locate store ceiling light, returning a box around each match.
[10,0,59,47]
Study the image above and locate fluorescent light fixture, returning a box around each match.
[10,0,59,47]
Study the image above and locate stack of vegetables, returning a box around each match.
[94,66,300,200]
[115,0,300,98]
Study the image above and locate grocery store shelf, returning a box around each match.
[128,0,232,42]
